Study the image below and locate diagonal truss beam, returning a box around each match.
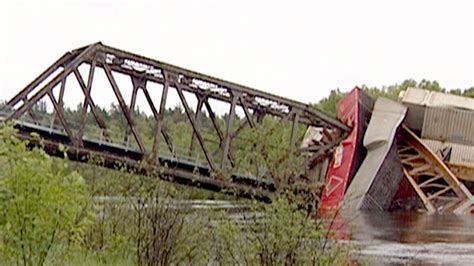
[6,52,74,108]
[103,63,146,153]
[95,44,349,131]
[46,91,79,146]
[1,42,349,195]
[5,44,99,121]
[174,82,216,170]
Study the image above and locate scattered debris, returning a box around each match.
[322,87,474,214]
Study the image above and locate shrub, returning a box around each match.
[211,192,351,265]
[0,125,92,265]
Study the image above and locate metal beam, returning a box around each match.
[47,91,80,147]
[151,79,170,158]
[141,84,173,154]
[189,95,205,156]
[221,94,238,169]
[103,63,146,153]
[6,43,98,121]
[175,83,216,171]
[73,66,110,140]
[98,44,349,131]
[290,113,300,149]
[5,52,73,109]
[76,61,96,143]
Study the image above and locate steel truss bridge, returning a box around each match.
[0,43,348,199]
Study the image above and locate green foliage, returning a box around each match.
[6,77,473,265]
[34,92,308,189]
[131,191,211,265]
[0,125,350,265]
[0,125,92,265]
[360,79,429,100]
[315,88,345,116]
[450,86,474,98]
[70,160,217,265]
[64,152,344,265]
[234,117,306,187]
[211,193,350,265]
[315,79,474,116]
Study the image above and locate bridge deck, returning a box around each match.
[5,116,275,200]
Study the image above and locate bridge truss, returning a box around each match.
[1,42,348,198]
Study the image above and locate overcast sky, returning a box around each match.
[1,0,473,111]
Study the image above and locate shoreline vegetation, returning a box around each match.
[0,125,351,265]
[0,79,472,265]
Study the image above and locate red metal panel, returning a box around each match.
[319,87,373,211]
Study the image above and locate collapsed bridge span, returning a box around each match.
[0,42,348,198]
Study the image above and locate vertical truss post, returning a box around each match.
[49,76,67,129]
[125,76,143,144]
[129,77,142,111]
[189,94,205,157]
[256,108,266,124]
[76,61,96,143]
[151,79,169,158]
[221,93,238,169]
[57,76,66,107]
[290,112,300,149]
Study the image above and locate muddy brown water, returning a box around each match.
[336,211,474,265]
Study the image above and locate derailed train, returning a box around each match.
[306,87,474,214]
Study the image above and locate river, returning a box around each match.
[95,197,474,265]
[336,211,474,265]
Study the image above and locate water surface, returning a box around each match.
[338,211,474,265]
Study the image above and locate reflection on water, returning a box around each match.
[335,211,474,265]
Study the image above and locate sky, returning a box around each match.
[1,0,473,112]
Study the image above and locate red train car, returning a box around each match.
[319,87,374,211]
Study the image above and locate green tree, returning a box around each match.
[462,87,474,98]
[211,194,349,265]
[316,79,471,117]
[315,89,345,116]
[0,125,92,265]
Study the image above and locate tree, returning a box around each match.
[315,89,345,116]
[0,125,92,265]
[211,193,349,265]
[462,87,474,98]
[316,79,470,117]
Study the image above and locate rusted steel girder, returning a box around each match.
[1,42,349,194]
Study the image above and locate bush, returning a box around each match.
[0,125,351,265]
[211,192,350,265]
[78,163,213,265]
[0,125,92,265]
